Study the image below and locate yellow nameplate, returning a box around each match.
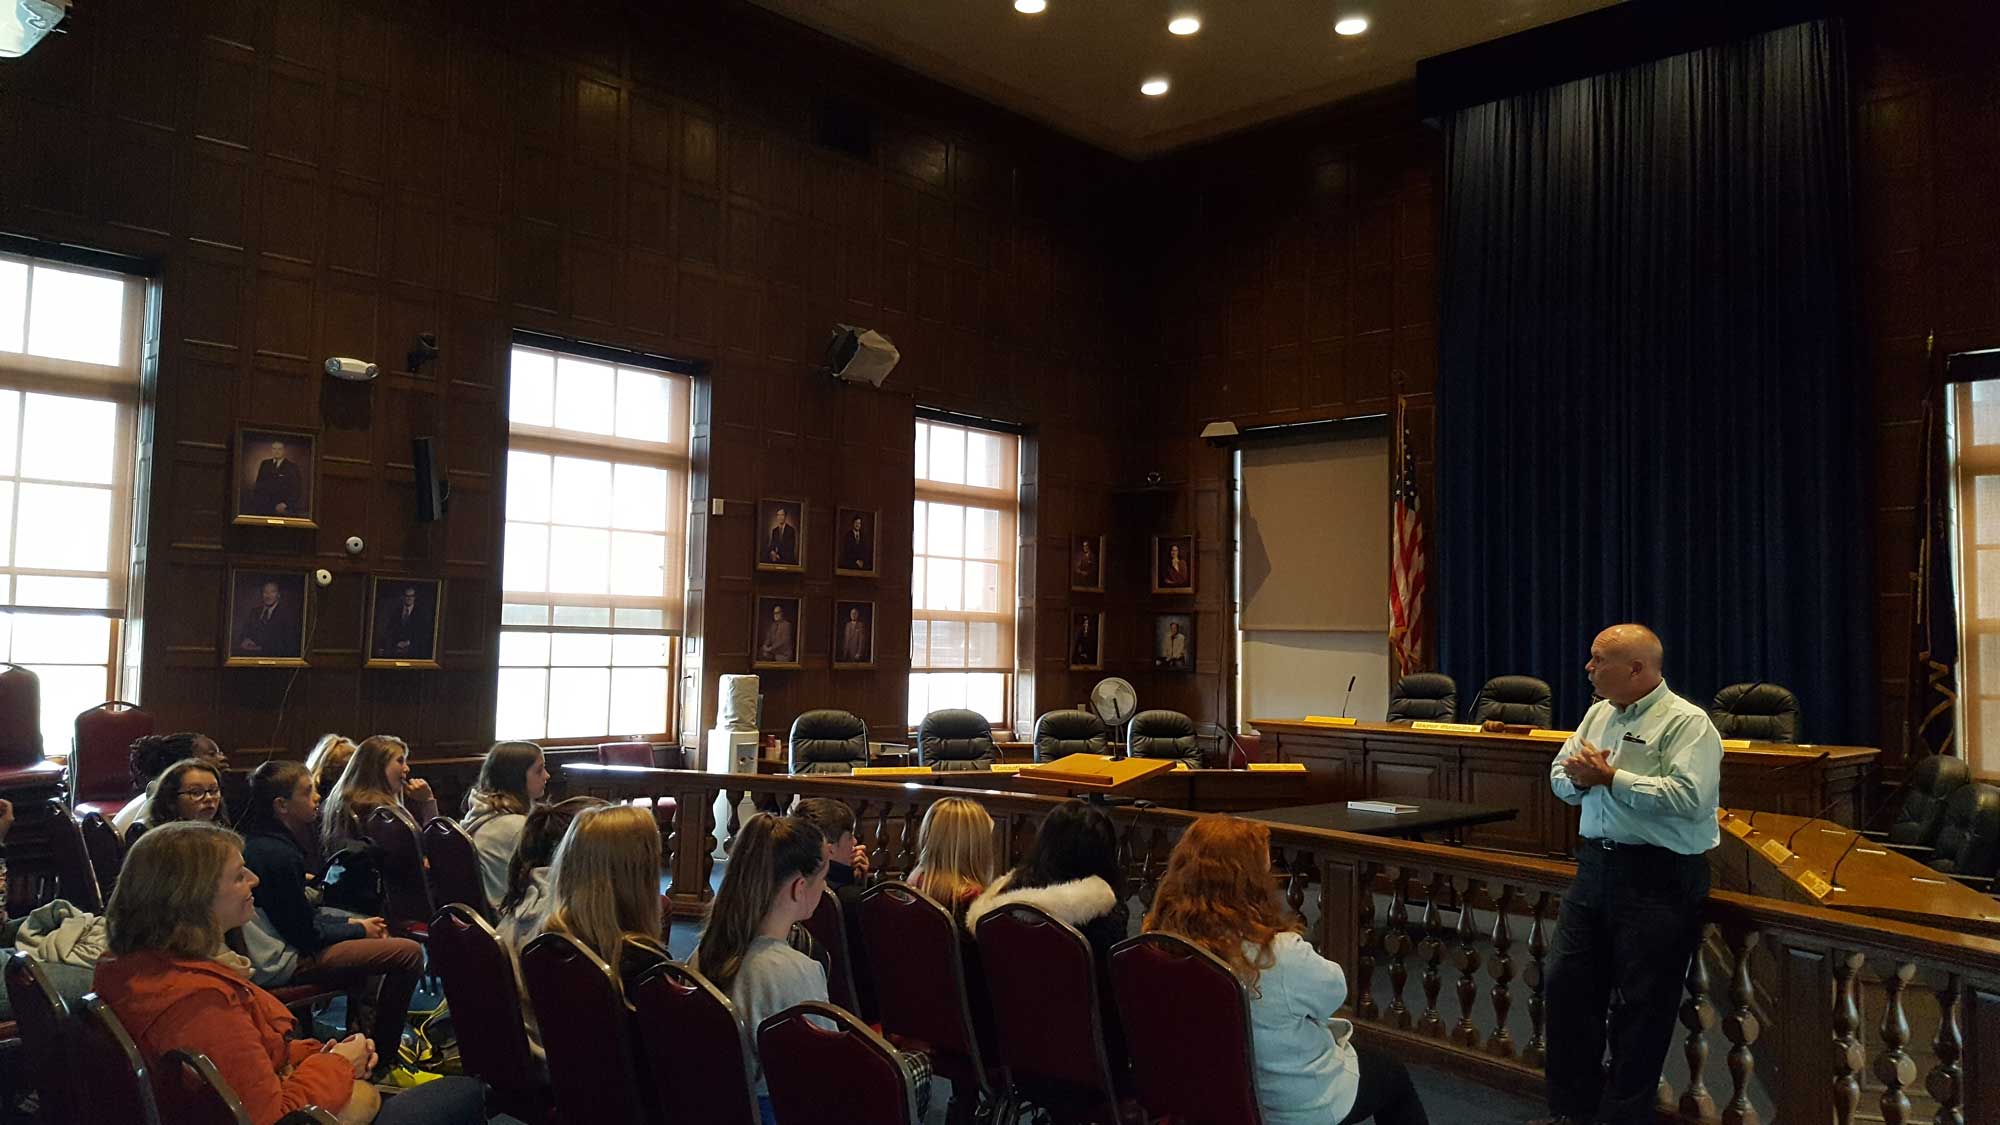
[852,766,934,777]
[1722,817,1754,839]
[1170,762,1191,771]
[1410,721,1484,734]
[1248,762,1308,772]
[1721,739,1753,749]
[1302,715,1359,726]
[1527,729,1574,740]
[1757,838,1794,864]
[1796,870,1833,899]
[988,763,1026,774]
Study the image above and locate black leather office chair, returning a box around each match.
[790,710,869,775]
[1033,709,1109,763]
[917,709,996,771]
[1470,676,1554,728]
[1710,683,1803,743]
[1386,674,1457,724]
[1864,754,1971,853]
[1927,782,2000,888]
[1127,710,1203,768]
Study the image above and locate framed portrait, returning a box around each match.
[1068,610,1104,672]
[757,498,806,572]
[834,508,880,577]
[225,569,310,667]
[753,594,804,668]
[1069,534,1104,593]
[232,425,318,528]
[832,600,876,668]
[1151,534,1196,594]
[1154,614,1194,672]
[365,576,444,669]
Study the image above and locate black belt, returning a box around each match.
[1580,836,1669,852]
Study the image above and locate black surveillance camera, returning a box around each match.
[408,332,440,372]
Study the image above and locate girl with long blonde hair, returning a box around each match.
[1144,815,1427,1125]
[539,803,663,988]
[907,797,996,911]
[305,733,358,800]
[320,735,437,852]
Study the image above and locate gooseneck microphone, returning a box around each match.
[1776,750,1840,850]
[1747,748,1831,833]
[1339,676,1357,719]
[1827,760,1933,888]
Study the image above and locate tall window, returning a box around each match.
[0,251,145,753]
[497,343,689,741]
[1950,380,2000,774]
[911,418,1019,727]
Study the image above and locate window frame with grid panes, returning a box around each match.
[0,250,147,755]
[497,342,690,745]
[910,418,1019,729]
[1947,379,2000,775]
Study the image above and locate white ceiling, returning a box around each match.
[744,0,1622,158]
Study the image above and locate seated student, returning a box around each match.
[321,735,438,854]
[1146,815,1428,1125]
[789,797,874,1012]
[238,760,423,1078]
[145,758,228,827]
[907,797,996,915]
[461,741,549,910]
[535,803,664,991]
[113,732,227,837]
[492,796,603,1065]
[0,797,100,1019]
[92,821,489,1125]
[306,733,359,803]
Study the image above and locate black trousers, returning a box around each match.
[1544,842,1710,1125]
[1336,1044,1429,1125]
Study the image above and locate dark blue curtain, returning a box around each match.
[1436,19,1872,741]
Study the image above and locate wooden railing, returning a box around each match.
[561,765,2000,1123]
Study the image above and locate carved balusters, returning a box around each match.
[1384,867,1414,1029]
[1452,879,1483,1047]
[1524,890,1550,1066]
[891,805,921,873]
[722,788,746,854]
[1831,951,1864,1125]
[1487,885,1516,1058]
[1285,848,1312,924]
[1720,928,1761,1125]
[697,793,719,896]
[1874,961,1918,1125]
[1355,862,1379,1021]
[1677,926,1717,1124]
[1418,873,1446,1036]
[871,803,894,873]
[1928,973,1964,1125]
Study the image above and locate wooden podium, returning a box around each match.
[1713,809,2000,936]
[1012,753,1176,795]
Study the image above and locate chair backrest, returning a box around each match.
[1471,675,1554,728]
[1032,709,1109,763]
[1127,709,1202,766]
[80,809,125,896]
[598,740,655,767]
[421,816,490,918]
[1110,932,1263,1124]
[918,708,996,771]
[1890,754,1974,847]
[630,961,760,1125]
[363,805,434,928]
[75,993,163,1124]
[1710,682,1803,743]
[759,1001,918,1125]
[618,934,673,993]
[975,902,1121,1120]
[801,888,860,1014]
[70,701,152,805]
[1930,782,2000,878]
[859,880,991,1096]
[47,804,104,912]
[519,931,654,1125]
[6,952,77,1119]
[789,709,869,774]
[0,663,41,768]
[1387,672,1458,723]
[161,1049,340,1125]
[427,905,543,1101]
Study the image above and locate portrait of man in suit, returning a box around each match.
[1152,535,1196,593]
[234,427,317,526]
[1069,611,1102,671]
[227,570,308,665]
[367,577,442,666]
[1070,535,1104,592]
[834,600,875,667]
[835,509,878,576]
[758,499,805,571]
[754,596,802,667]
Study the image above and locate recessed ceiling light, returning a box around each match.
[1140,77,1170,96]
[1168,15,1201,36]
[1015,0,1047,13]
[1334,15,1369,36]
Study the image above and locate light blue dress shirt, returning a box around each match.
[1549,679,1723,854]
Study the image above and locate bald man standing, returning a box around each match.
[1540,624,1722,1125]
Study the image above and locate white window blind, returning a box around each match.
[910,418,1019,727]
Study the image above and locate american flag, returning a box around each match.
[1388,397,1427,676]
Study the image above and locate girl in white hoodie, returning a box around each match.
[460,741,550,910]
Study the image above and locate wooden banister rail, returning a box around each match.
[559,765,2000,1120]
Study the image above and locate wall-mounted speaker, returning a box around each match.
[412,437,450,522]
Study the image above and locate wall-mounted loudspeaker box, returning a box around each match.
[821,325,900,387]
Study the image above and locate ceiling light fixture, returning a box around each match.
[1334,15,1369,36]
[1140,77,1170,96]
[1168,15,1201,36]
[1014,0,1047,14]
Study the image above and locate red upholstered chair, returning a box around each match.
[80,809,125,897]
[0,664,61,791]
[32,803,105,913]
[629,960,760,1125]
[519,931,657,1125]
[759,1001,920,1125]
[161,1048,340,1124]
[70,700,153,810]
[363,806,433,940]
[1109,933,1264,1124]
[599,741,679,825]
[421,816,490,919]
[860,880,1004,1117]
[75,993,164,1124]
[977,902,1139,1123]
[801,887,861,1016]
[7,951,78,1121]
[429,904,551,1123]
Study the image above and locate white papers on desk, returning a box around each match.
[1347,799,1419,815]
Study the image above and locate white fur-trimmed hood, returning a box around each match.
[962,871,1117,934]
